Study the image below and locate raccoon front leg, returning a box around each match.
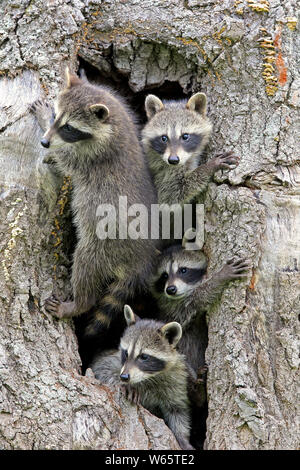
[45,245,99,318]
[44,296,97,319]
[188,364,208,409]
[164,407,194,450]
[30,99,56,163]
[45,297,79,319]
[184,257,252,323]
[182,151,240,203]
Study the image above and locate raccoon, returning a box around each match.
[141,93,240,205]
[91,305,194,450]
[31,68,160,334]
[150,235,252,382]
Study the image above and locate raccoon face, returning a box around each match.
[119,305,182,385]
[152,245,207,300]
[41,68,111,151]
[142,93,212,167]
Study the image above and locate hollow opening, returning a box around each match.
[78,56,187,123]
[63,56,209,450]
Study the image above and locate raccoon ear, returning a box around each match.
[186,92,207,117]
[145,95,164,119]
[65,66,81,88]
[160,322,182,346]
[124,305,140,326]
[89,104,110,121]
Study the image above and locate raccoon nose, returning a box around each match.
[168,155,180,165]
[120,373,130,382]
[166,285,177,295]
[41,138,50,148]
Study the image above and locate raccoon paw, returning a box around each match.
[42,155,55,164]
[127,388,140,406]
[121,385,140,405]
[212,151,240,171]
[30,99,54,129]
[221,257,252,281]
[30,98,52,116]
[196,364,208,384]
[176,437,195,451]
[44,295,65,319]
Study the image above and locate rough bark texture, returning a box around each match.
[0,0,299,450]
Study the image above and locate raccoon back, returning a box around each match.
[91,349,121,386]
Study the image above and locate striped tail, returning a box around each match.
[84,275,140,337]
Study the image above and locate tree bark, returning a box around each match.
[0,0,299,450]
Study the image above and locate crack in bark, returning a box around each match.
[136,407,154,450]
[11,0,35,64]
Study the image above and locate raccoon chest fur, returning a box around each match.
[137,371,189,412]
[179,317,207,374]
[151,161,186,206]
[71,171,120,234]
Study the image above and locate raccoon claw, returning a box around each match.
[30,98,51,115]
[196,364,208,384]
[213,151,240,171]
[29,99,39,114]
[30,99,54,128]
[221,257,252,281]
[128,388,140,406]
[42,155,55,164]
[44,295,64,318]
[121,385,140,405]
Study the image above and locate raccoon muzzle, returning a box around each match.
[120,373,130,382]
[166,285,177,295]
[41,138,50,148]
[168,155,180,165]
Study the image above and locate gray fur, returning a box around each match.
[91,306,194,450]
[91,349,121,386]
[142,93,240,205]
[31,70,160,333]
[150,242,252,377]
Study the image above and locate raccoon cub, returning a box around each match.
[151,235,252,383]
[31,68,159,334]
[91,305,194,450]
[141,92,239,205]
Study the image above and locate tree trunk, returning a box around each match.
[0,0,298,450]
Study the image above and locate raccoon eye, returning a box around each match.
[161,135,168,143]
[161,272,168,280]
[179,267,187,274]
[139,353,149,361]
[62,123,73,132]
[182,133,190,141]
